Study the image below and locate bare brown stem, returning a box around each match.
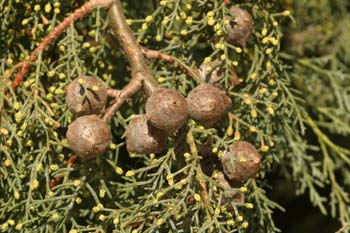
[103,76,142,122]
[103,0,159,121]
[10,0,114,90]
[141,47,201,83]
[107,88,121,98]
[108,0,158,97]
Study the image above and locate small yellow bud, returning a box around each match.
[261,28,268,36]
[51,212,60,221]
[145,15,153,23]
[4,159,11,167]
[251,109,257,118]
[113,217,119,225]
[75,197,82,204]
[1,223,8,230]
[54,8,60,14]
[273,21,279,27]
[235,47,242,53]
[207,17,215,26]
[54,2,61,8]
[7,220,15,226]
[266,61,272,69]
[227,219,235,225]
[115,166,123,175]
[34,5,41,12]
[214,208,220,216]
[207,11,214,17]
[162,16,169,25]
[242,221,249,228]
[282,10,291,16]
[99,214,106,221]
[91,85,99,91]
[249,72,257,80]
[141,23,148,31]
[265,48,273,55]
[180,29,187,36]
[45,3,52,13]
[14,191,20,199]
[240,186,248,193]
[6,57,13,65]
[237,215,244,222]
[194,193,201,201]
[245,203,254,209]
[232,61,238,66]
[157,218,164,226]
[220,54,226,60]
[31,179,39,189]
[21,19,30,26]
[185,17,193,25]
[14,102,21,110]
[126,170,134,177]
[249,126,257,133]
[261,145,269,152]
[15,223,23,230]
[267,106,274,115]
[234,131,241,140]
[50,164,58,171]
[78,78,84,85]
[73,180,81,187]
[259,87,267,94]
[99,189,106,198]
[212,147,218,153]
[262,37,269,44]
[69,230,78,233]
[204,57,211,64]
[126,19,133,25]
[155,35,162,41]
[0,128,9,135]
[226,127,233,136]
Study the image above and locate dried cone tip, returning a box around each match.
[225,6,253,47]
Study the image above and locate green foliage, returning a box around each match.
[0,0,349,232]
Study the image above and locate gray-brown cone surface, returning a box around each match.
[221,141,261,181]
[225,6,253,47]
[66,115,110,159]
[187,83,231,126]
[215,171,245,204]
[145,88,189,132]
[126,114,168,154]
[65,76,107,116]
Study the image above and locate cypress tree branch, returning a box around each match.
[10,0,114,90]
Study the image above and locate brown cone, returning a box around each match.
[65,76,107,116]
[187,83,231,126]
[66,115,110,159]
[145,88,189,132]
[126,114,168,154]
[221,141,261,181]
[225,6,253,47]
